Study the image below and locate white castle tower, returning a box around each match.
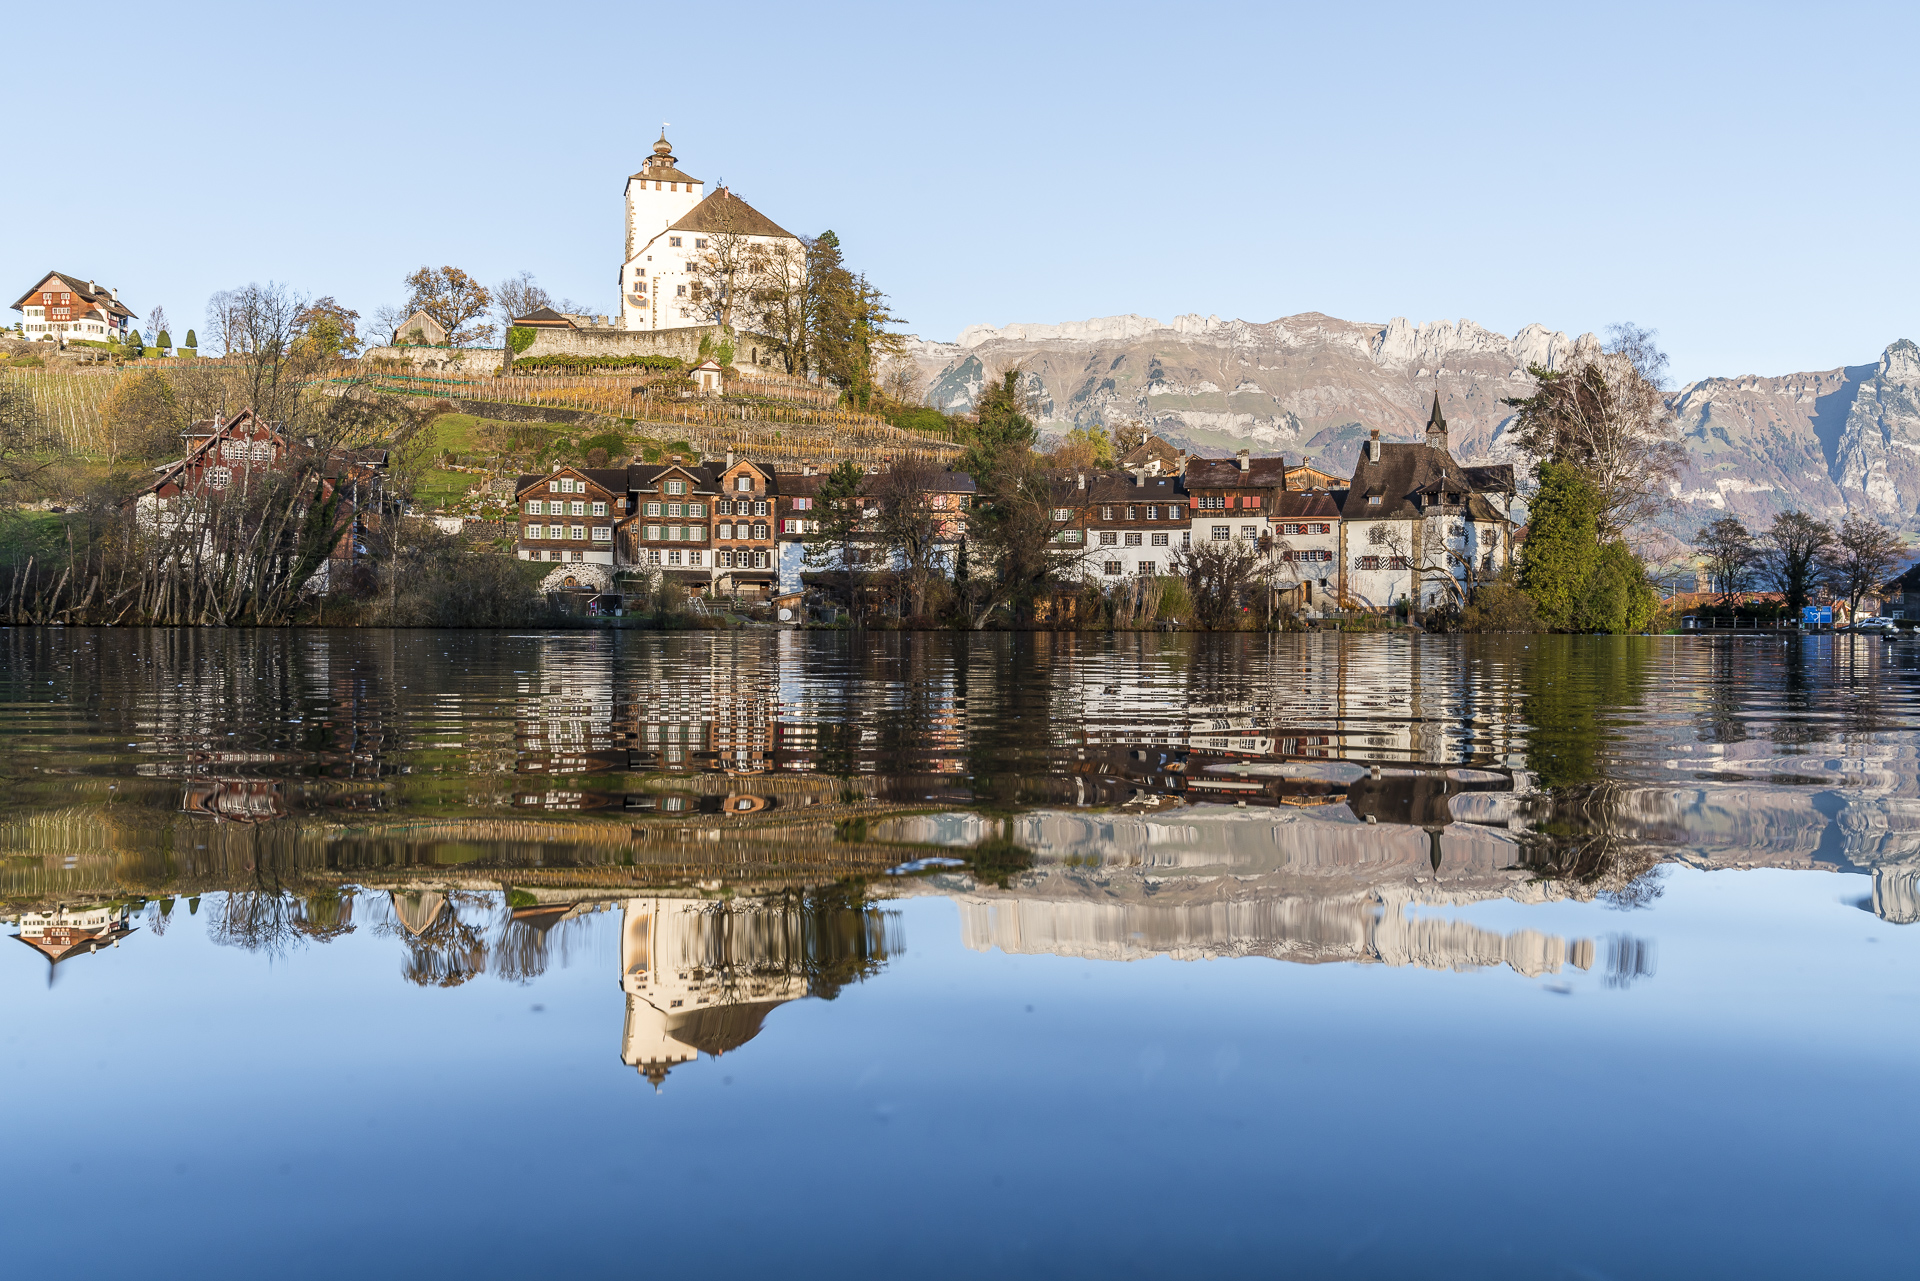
[621,132,705,330]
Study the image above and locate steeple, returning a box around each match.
[1425,392,1448,448]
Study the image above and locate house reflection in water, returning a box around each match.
[180,779,287,822]
[619,892,897,1088]
[11,903,136,977]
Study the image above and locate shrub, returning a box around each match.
[184,329,197,348]
[507,325,537,355]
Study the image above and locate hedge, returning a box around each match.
[508,353,684,372]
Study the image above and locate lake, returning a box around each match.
[2,628,1916,1278]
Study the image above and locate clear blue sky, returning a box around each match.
[9,0,1915,384]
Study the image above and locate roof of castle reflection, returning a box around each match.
[669,1000,789,1056]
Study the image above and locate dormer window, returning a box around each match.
[666,480,686,495]
[1368,495,1382,505]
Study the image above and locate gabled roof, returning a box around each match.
[10,271,137,320]
[778,468,977,499]
[1120,434,1185,471]
[516,467,630,496]
[670,188,796,240]
[1050,470,1187,506]
[1184,457,1292,488]
[1340,441,1514,521]
[510,307,576,329]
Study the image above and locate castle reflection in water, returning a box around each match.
[8,629,1920,1080]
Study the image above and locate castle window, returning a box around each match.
[1100,531,1117,547]
[669,236,682,247]
[735,477,752,492]
[676,284,686,296]
[1152,533,1169,546]
[695,238,708,248]
[1125,532,1142,547]
[1103,561,1122,576]
[666,480,686,495]
[1100,506,1113,520]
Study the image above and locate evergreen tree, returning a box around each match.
[1519,461,1654,632]
[156,329,173,350]
[184,329,197,349]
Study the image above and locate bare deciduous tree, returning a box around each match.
[1758,510,1838,613]
[1693,515,1758,600]
[872,456,947,619]
[402,266,495,348]
[1170,537,1270,629]
[1825,514,1907,617]
[1502,322,1688,543]
[494,270,552,333]
[687,197,764,333]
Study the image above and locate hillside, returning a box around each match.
[907,314,1920,531]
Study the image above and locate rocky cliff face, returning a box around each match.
[909,311,1592,475]
[910,314,1920,530]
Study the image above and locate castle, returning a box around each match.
[619,132,801,332]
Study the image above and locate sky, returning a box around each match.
[7,0,1916,385]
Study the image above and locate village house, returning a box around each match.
[1184,450,1289,550]
[705,454,779,597]
[1270,490,1343,610]
[774,462,976,598]
[515,465,630,567]
[1072,470,1191,580]
[134,408,391,589]
[1119,433,1187,476]
[1337,397,1515,612]
[11,271,136,343]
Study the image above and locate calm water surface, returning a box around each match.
[2,629,1916,1278]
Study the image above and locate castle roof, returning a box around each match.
[1339,440,1513,521]
[629,132,701,186]
[671,188,795,240]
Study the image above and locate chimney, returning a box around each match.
[802,459,814,476]
[1368,429,1381,463]
[1132,468,1144,486]
[725,448,735,469]
[1236,448,1250,472]
[1077,473,1086,490]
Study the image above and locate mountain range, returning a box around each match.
[904,314,1920,533]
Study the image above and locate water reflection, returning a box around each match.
[8,630,1920,1004]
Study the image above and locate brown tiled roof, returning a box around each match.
[629,163,701,185]
[1339,442,1513,520]
[1184,457,1291,488]
[10,271,137,320]
[776,468,976,500]
[1272,491,1342,520]
[670,188,795,240]
[1049,470,1187,506]
[1120,435,1184,469]
[511,307,577,329]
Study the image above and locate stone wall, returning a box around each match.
[363,345,505,375]
[517,323,722,364]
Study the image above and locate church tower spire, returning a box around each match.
[1425,392,1448,449]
